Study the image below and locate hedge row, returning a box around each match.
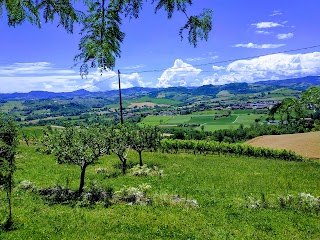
[160,139,305,161]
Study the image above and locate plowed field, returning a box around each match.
[245,131,320,159]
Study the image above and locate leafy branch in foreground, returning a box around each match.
[75,0,125,76]
[2,0,214,75]
[1,0,82,32]
[76,0,213,73]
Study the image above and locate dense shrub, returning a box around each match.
[160,139,305,161]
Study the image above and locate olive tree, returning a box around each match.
[109,124,131,174]
[129,124,161,166]
[50,125,110,195]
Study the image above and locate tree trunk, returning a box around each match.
[122,158,127,174]
[78,165,87,195]
[7,183,12,225]
[139,151,143,166]
[6,179,12,228]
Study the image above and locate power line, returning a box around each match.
[1,44,319,75]
[122,44,320,74]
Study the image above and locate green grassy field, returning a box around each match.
[200,123,241,131]
[140,115,173,126]
[0,101,24,112]
[19,126,46,137]
[142,111,266,131]
[1,144,320,239]
[166,115,192,124]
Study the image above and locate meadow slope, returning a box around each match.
[1,144,320,239]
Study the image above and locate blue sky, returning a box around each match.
[1,0,320,93]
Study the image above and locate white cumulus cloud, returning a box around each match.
[270,10,282,16]
[123,64,144,70]
[186,57,205,62]
[277,33,294,40]
[226,52,320,80]
[233,43,285,49]
[157,59,202,87]
[85,69,144,91]
[256,30,272,35]
[212,65,225,71]
[200,52,320,86]
[252,22,283,28]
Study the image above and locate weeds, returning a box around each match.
[279,193,320,213]
[153,193,198,208]
[128,164,164,177]
[113,184,152,205]
[243,192,320,214]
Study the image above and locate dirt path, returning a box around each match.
[232,115,239,124]
[245,131,320,159]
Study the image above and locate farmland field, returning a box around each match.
[140,115,173,126]
[141,109,268,132]
[188,115,234,124]
[246,131,320,159]
[1,144,319,239]
[166,115,192,124]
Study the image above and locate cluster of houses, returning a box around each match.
[117,100,281,120]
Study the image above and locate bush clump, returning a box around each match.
[18,180,34,191]
[128,165,164,177]
[278,193,320,213]
[113,184,152,205]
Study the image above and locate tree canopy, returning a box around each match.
[46,125,110,194]
[0,114,18,229]
[1,0,213,75]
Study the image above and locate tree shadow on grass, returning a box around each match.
[24,183,113,208]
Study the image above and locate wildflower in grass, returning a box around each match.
[113,184,152,205]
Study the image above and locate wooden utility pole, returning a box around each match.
[118,69,124,124]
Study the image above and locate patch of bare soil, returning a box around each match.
[245,131,320,159]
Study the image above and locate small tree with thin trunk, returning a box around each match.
[51,125,110,195]
[129,124,161,166]
[110,124,131,174]
[0,114,18,230]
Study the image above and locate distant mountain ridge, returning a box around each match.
[0,76,319,100]
[255,76,320,90]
